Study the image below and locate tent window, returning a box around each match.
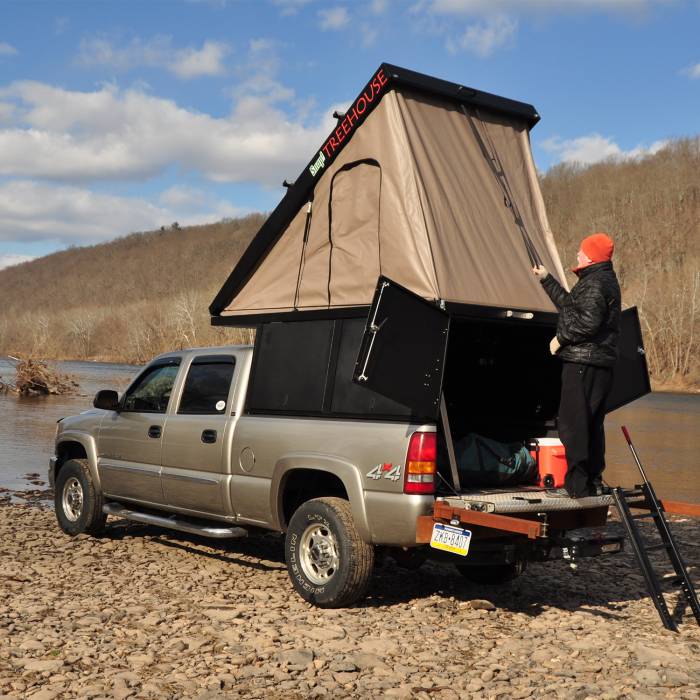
[328,160,382,306]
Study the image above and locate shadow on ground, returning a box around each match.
[98,512,700,626]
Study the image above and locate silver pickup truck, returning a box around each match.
[50,342,437,607]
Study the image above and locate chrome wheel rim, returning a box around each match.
[299,523,340,585]
[62,477,83,522]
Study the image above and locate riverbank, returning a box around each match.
[3,353,699,394]
[1,502,699,699]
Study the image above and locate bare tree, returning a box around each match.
[173,290,202,348]
[69,311,98,359]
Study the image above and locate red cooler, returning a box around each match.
[531,438,568,489]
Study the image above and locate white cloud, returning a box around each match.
[541,133,668,166]
[158,185,211,209]
[446,15,517,56]
[166,187,241,223]
[0,253,34,270]
[413,0,667,54]
[361,24,380,47]
[0,39,342,247]
[78,35,230,79]
[272,0,315,14]
[0,42,17,56]
[55,17,70,35]
[0,180,241,246]
[0,180,170,242]
[425,0,663,15]
[370,0,389,13]
[682,63,700,79]
[0,78,335,184]
[0,102,15,124]
[170,40,230,78]
[186,0,230,6]
[318,7,350,30]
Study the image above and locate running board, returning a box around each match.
[103,503,248,539]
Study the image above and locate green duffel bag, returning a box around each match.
[454,432,537,487]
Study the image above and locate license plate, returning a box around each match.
[430,523,472,557]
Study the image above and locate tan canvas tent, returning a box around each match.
[210,64,568,323]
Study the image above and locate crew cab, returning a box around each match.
[50,341,438,607]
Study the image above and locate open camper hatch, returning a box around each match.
[210,63,651,506]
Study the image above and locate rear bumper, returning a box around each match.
[417,494,617,543]
[426,532,624,566]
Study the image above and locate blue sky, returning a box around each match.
[0,0,699,268]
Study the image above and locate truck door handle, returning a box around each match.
[201,429,217,444]
[148,425,161,439]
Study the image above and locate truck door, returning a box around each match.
[160,354,237,515]
[607,306,651,412]
[97,358,180,504]
[353,276,450,420]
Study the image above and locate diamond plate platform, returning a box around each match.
[440,487,626,514]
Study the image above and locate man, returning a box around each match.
[533,232,621,498]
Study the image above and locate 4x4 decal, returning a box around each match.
[366,463,401,482]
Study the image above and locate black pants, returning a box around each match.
[558,362,613,497]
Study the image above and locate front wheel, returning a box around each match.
[285,497,374,608]
[54,459,106,536]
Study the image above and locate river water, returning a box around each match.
[0,359,137,491]
[0,358,698,503]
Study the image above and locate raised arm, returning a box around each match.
[539,270,570,310]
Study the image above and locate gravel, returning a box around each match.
[1,501,699,699]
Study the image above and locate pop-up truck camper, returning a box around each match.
[50,64,699,619]
[209,62,650,478]
[205,64,700,620]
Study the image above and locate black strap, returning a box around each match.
[461,105,543,268]
[293,199,314,310]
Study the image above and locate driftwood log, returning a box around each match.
[0,357,78,396]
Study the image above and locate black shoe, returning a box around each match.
[589,482,611,497]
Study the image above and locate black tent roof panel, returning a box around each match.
[210,63,541,318]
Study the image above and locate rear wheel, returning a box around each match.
[455,560,527,585]
[285,497,374,608]
[54,459,106,536]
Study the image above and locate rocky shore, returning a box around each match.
[1,501,699,699]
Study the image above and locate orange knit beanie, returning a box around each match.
[581,233,614,263]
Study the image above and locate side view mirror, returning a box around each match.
[94,389,120,411]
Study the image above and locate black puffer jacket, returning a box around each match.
[541,261,621,367]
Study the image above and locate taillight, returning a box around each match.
[404,431,437,494]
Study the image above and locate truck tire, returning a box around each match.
[455,560,527,585]
[55,459,106,536]
[285,497,374,608]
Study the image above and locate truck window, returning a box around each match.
[178,358,236,415]
[122,364,180,413]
